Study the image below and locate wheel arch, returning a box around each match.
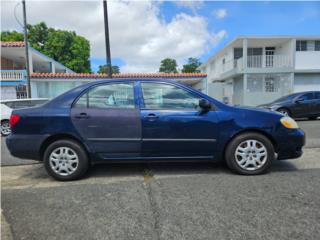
[276,107,292,116]
[39,134,90,161]
[222,129,278,161]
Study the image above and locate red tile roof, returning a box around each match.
[1,41,25,47]
[31,72,207,79]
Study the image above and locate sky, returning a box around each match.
[1,0,320,73]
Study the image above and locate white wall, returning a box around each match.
[294,74,320,92]
[295,52,320,70]
[1,87,17,100]
[207,82,223,101]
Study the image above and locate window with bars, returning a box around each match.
[265,77,279,93]
[16,85,27,99]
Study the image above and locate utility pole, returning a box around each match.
[22,0,31,97]
[103,0,112,78]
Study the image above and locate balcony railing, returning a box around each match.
[246,55,292,68]
[0,70,27,81]
[219,55,292,77]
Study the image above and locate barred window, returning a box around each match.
[265,78,279,92]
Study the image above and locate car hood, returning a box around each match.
[232,104,283,117]
[258,100,289,108]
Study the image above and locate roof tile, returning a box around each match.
[30,72,207,79]
[1,41,25,47]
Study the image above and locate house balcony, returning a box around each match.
[220,55,293,79]
[0,70,27,86]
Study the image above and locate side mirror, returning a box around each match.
[199,99,211,111]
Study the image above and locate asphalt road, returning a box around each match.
[1,119,319,166]
[1,148,320,240]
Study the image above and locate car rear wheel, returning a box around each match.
[44,139,89,181]
[225,133,275,175]
[1,120,11,136]
[277,108,290,117]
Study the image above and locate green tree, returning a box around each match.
[182,57,201,73]
[27,22,49,52]
[97,65,120,74]
[0,31,24,41]
[159,58,178,73]
[1,22,91,73]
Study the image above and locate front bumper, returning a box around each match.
[6,134,48,160]
[276,128,305,160]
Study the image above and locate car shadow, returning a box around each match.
[85,159,298,179]
[270,160,298,172]
[86,161,230,179]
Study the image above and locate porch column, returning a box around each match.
[28,51,33,73]
[242,38,248,71]
[49,62,56,73]
[243,74,247,105]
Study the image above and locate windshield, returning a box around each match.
[272,93,299,103]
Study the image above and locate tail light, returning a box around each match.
[9,114,21,128]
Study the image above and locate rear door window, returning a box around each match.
[74,83,135,109]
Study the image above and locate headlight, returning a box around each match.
[280,116,299,129]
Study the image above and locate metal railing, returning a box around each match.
[219,55,292,76]
[246,55,292,68]
[0,70,27,81]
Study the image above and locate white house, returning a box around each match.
[199,36,320,106]
[1,41,74,99]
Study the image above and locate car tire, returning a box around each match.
[1,120,11,137]
[225,132,275,175]
[43,139,89,181]
[277,108,290,117]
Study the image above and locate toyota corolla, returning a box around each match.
[6,79,305,180]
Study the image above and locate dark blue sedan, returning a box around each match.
[6,79,305,180]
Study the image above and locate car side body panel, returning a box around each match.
[6,79,305,163]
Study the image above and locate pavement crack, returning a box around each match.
[142,165,161,240]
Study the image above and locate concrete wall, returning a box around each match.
[294,73,320,92]
[1,86,16,100]
[233,77,244,105]
[295,52,320,70]
[207,82,223,101]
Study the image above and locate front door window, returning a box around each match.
[141,82,201,110]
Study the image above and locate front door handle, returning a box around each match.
[74,112,90,119]
[145,113,158,121]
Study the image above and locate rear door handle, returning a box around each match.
[74,112,90,119]
[145,113,158,121]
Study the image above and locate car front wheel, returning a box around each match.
[277,108,290,117]
[225,133,275,175]
[1,120,11,136]
[44,139,89,181]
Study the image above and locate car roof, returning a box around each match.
[0,98,48,103]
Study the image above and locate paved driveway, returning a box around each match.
[2,148,320,240]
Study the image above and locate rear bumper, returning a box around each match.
[276,129,305,160]
[6,134,48,160]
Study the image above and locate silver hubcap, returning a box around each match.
[1,122,11,135]
[235,140,268,171]
[49,147,79,176]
